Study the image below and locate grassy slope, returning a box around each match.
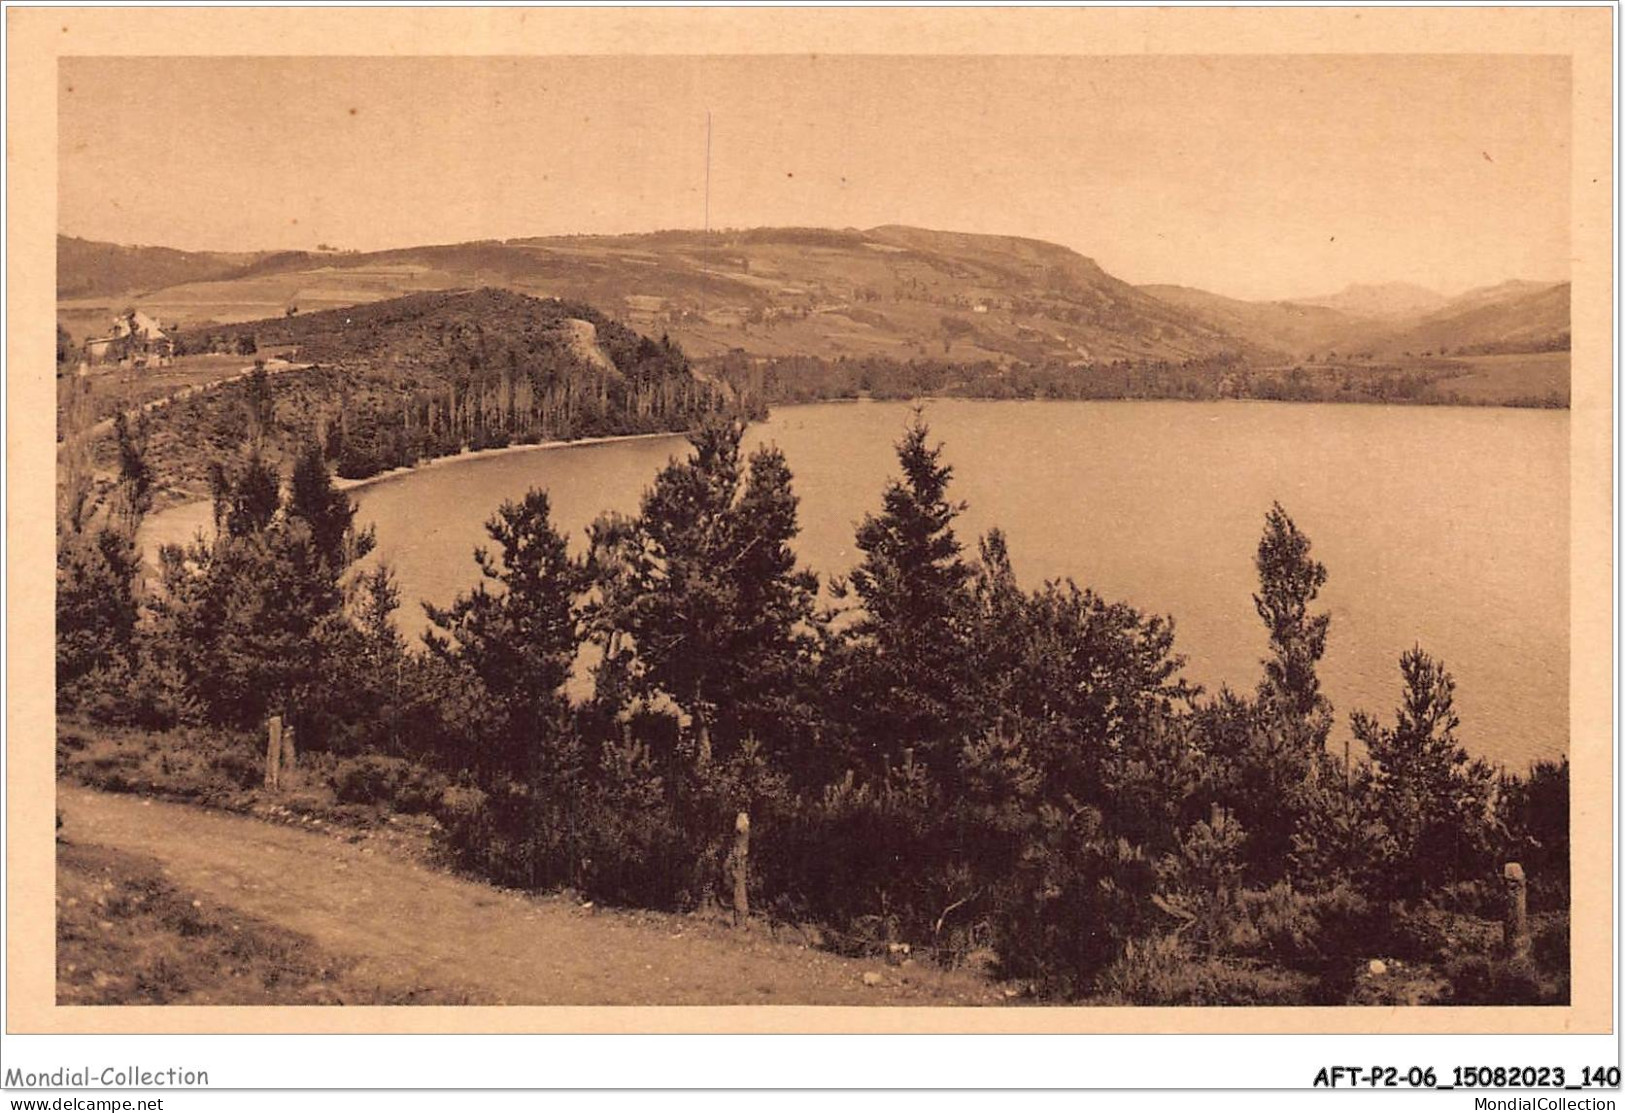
[59,351,300,440]
[61,227,1261,366]
[1138,284,1373,359]
[1430,350,1571,405]
[168,286,638,364]
[62,229,1570,376]
[1373,283,1570,357]
[56,236,272,300]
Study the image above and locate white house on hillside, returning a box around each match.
[85,310,173,369]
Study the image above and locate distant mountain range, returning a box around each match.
[57,228,1568,366]
[1364,281,1570,357]
[1140,278,1568,360]
[1290,281,1451,320]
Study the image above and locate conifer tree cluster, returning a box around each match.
[59,406,1565,1004]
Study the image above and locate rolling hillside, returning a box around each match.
[1140,278,1570,362]
[1287,281,1450,320]
[57,235,279,300]
[1370,281,1569,357]
[60,228,1264,366]
[60,229,1569,371]
[1136,285,1373,360]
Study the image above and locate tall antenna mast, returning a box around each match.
[702,110,712,326]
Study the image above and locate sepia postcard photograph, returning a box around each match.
[4,5,1615,1055]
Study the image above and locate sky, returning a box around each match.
[59,55,1571,302]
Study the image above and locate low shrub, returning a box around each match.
[431,732,772,912]
[58,722,263,806]
[330,755,448,814]
[1388,901,1454,964]
[431,776,535,888]
[62,653,200,732]
[751,763,974,958]
[1095,934,1312,1005]
[577,738,691,907]
[1230,882,1378,967]
[1531,913,1571,1002]
[1442,912,1569,1005]
[989,804,1164,998]
[1230,883,1313,961]
[1434,880,1495,918]
[1222,882,1388,1003]
[1444,953,1548,1005]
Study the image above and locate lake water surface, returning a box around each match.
[143,399,1568,770]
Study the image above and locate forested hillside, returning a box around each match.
[68,289,736,510]
[57,235,273,299]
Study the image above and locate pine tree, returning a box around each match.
[56,410,150,704]
[1253,501,1333,745]
[425,488,587,778]
[591,420,741,762]
[56,524,142,697]
[1356,646,1496,898]
[149,453,371,744]
[109,412,153,533]
[287,442,373,573]
[1201,503,1337,883]
[713,442,820,751]
[834,411,973,773]
[588,419,818,764]
[1496,756,1569,911]
[342,561,410,756]
[965,528,1026,719]
[226,452,280,538]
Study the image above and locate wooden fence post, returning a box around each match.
[282,720,297,778]
[1502,862,1530,959]
[731,811,751,929]
[264,714,283,792]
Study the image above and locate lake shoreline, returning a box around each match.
[331,428,691,496]
[137,385,1563,518]
[757,391,1568,413]
[136,397,1566,769]
[140,428,696,552]
[145,393,1564,539]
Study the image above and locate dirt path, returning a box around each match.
[66,360,310,453]
[57,785,1003,1006]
